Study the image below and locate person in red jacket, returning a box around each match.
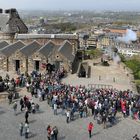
[47,125,52,140]
[88,122,93,138]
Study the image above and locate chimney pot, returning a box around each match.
[0,9,3,13]
[5,9,10,14]
[10,8,17,13]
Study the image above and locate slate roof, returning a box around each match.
[19,40,41,57]
[58,40,75,62]
[1,40,25,57]
[38,40,56,58]
[0,41,9,49]
[15,34,78,40]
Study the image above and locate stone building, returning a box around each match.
[19,40,41,73]
[0,39,77,74]
[0,8,79,74]
[0,41,25,71]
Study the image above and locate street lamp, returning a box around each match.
[83,34,89,60]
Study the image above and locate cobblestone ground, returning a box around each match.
[0,89,140,140]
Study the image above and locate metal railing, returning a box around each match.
[88,84,113,89]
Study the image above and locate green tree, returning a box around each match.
[85,49,102,59]
[119,54,126,62]
[125,59,140,79]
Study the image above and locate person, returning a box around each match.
[102,112,107,129]
[133,134,140,140]
[53,103,57,115]
[88,122,93,138]
[52,126,58,140]
[8,93,13,104]
[13,101,17,115]
[66,109,70,123]
[41,88,45,101]
[47,125,52,140]
[19,122,24,136]
[25,110,29,123]
[24,123,29,139]
[24,95,28,104]
[20,98,24,111]
[31,103,36,114]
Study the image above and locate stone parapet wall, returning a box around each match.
[120,62,137,93]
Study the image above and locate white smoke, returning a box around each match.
[113,54,121,64]
[117,29,137,43]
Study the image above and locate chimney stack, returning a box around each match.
[0,9,3,13]
[5,9,10,14]
[5,8,17,14]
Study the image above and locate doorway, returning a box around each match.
[15,60,20,72]
[34,60,40,71]
[55,61,60,71]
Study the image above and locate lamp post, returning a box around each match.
[6,57,9,72]
[83,34,89,60]
[25,57,28,73]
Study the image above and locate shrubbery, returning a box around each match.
[85,49,102,59]
[120,55,140,92]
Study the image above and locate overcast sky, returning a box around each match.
[0,0,140,11]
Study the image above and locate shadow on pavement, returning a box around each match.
[29,119,36,124]
[58,135,66,140]
[93,131,100,136]
[28,132,37,139]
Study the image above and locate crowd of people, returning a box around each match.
[1,67,140,139]
[24,69,140,126]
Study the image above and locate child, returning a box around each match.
[88,122,93,138]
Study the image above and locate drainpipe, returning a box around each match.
[26,57,28,73]
[6,57,9,72]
